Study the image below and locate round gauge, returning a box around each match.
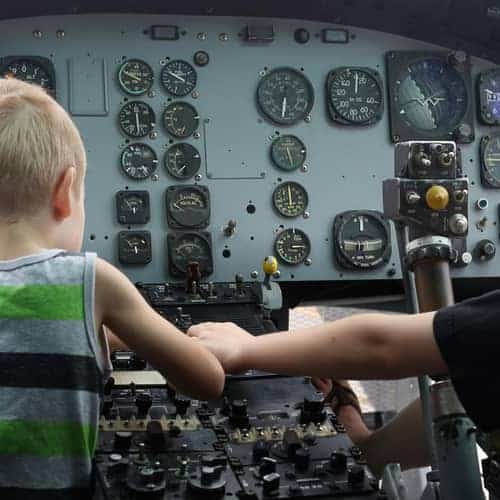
[481,135,500,188]
[168,232,213,276]
[120,143,158,180]
[116,191,150,224]
[117,59,154,95]
[478,69,500,125]
[327,67,383,125]
[163,102,199,138]
[257,67,314,125]
[118,231,152,264]
[3,59,54,93]
[164,143,201,179]
[166,186,210,228]
[270,135,307,171]
[161,60,197,97]
[334,211,391,269]
[274,228,311,265]
[119,101,156,138]
[273,182,308,217]
[394,58,468,133]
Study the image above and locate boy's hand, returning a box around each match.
[187,322,255,374]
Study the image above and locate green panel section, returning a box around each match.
[0,285,83,320]
[0,419,97,458]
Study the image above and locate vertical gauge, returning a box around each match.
[120,143,158,180]
[272,182,308,217]
[167,232,213,277]
[270,135,307,171]
[118,231,152,264]
[1,57,56,95]
[327,67,383,125]
[116,191,150,224]
[257,67,314,125]
[118,59,154,96]
[333,211,391,269]
[166,185,210,228]
[274,228,311,265]
[164,143,201,180]
[480,134,500,188]
[119,101,156,138]
[478,68,500,125]
[161,60,197,97]
[163,102,199,138]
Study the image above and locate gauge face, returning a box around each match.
[394,58,467,133]
[478,69,500,125]
[116,190,150,224]
[161,60,197,97]
[120,143,158,180]
[334,211,391,269]
[118,59,154,95]
[2,58,55,94]
[270,135,306,171]
[164,143,201,179]
[168,232,213,277]
[118,231,152,264]
[163,102,199,138]
[257,67,314,125]
[119,101,156,138]
[327,67,383,125]
[273,182,308,217]
[274,228,311,265]
[481,135,500,188]
[166,185,210,228]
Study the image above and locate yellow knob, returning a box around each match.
[425,185,449,210]
[263,256,278,275]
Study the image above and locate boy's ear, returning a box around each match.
[52,167,77,220]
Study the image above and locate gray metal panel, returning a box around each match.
[0,14,497,283]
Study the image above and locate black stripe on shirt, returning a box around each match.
[0,352,102,393]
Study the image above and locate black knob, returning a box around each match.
[147,420,166,450]
[135,392,153,417]
[294,28,310,43]
[330,451,347,473]
[101,396,113,417]
[259,457,277,477]
[262,472,280,496]
[201,465,223,485]
[174,396,191,416]
[114,431,133,450]
[301,394,326,424]
[231,400,248,415]
[253,440,269,462]
[294,447,311,471]
[201,455,227,468]
[348,464,365,486]
[283,429,302,458]
[476,239,496,261]
[188,465,226,494]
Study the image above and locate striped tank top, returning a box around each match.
[0,250,111,500]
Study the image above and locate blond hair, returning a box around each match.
[0,78,86,219]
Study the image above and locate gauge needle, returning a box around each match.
[178,164,188,173]
[168,71,186,83]
[281,97,287,118]
[135,112,140,133]
[173,202,184,211]
[123,71,141,82]
[287,185,293,206]
[355,72,359,94]
[290,245,305,249]
[133,246,138,255]
[286,147,293,166]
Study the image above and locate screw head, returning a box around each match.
[300,164,309,172]
[191,90,200,99]
[304,115,312,123]
[303,211,310,219]
[147,90,156,98]
[151,174,159,182]
[197,32,207,41]
[250,270,258,279]
[304,258,312,266]
[219,33,229,41]
[194,174,202,181]
[56,30,65,39]
[33,30,43,38]
[193,132,201,139]
[149,131,158,140]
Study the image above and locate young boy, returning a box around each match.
[0,78,225,499]
[188,294,500,475]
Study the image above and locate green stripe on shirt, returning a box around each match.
[0,285,83,320]
[0,419,97,458]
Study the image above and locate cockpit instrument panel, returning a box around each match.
[2,14,499,285]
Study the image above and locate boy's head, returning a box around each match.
[0,78,87,251]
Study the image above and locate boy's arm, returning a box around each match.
[94,258,225,400]
[187,312,448,379]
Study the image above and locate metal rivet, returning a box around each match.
[197,32,207,41]
[56,30,65,39]
[194,174,202,181]
[33,30,43,38]
[219,33,229,41]
[259,70,266,76]
[301,164,309,172]
[303,211,310,219]
[151,174,159,182]
[191,90,199,99]
[147,90,156,98]
[159,60,166,66]
[304,115,311,123]
[273,270,281,279]
[250,270,258,279]
[304,258,312,266]
[193,132,201,139]
[149,131,158,140]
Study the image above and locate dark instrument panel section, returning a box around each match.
[0,14,499,286]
